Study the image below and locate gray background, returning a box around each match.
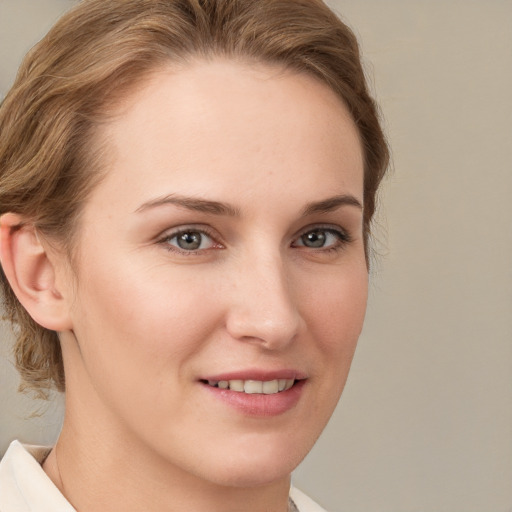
[1,1,511,511]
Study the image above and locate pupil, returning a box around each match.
[178,232,202,250]
[303,231,325,248]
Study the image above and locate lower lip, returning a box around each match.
[201,380,306,417]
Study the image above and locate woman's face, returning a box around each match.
[60,60,367,487]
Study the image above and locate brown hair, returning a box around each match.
[0,0,389,395]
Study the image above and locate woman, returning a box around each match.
[0,0,389,510]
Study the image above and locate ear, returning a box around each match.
[0,213,73,331]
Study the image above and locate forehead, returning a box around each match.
[90,59,364,216]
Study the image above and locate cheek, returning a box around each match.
[300,259,368,408]
[69,258,221,401]
[301,261,368,349]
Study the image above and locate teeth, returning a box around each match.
[229,380,244,392]
[207,378,296,394]
[262,380,279,394]
[244,380,263,394]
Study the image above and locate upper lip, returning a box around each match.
[200,369,307,382]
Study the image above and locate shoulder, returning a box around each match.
[290,486,329,512]
[0,440,75,511]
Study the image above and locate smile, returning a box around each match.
[200,374,307,416]
[205,379,295,394]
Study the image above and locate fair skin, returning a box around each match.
[0,59,366,512]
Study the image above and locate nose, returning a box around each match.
[224,250,302,350]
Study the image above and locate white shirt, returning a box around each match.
[0,440,327,511]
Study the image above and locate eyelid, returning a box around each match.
[292,224,353,249]
[157,224,224,254]
[155,222,353,256]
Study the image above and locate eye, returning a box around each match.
[293,227,351,251]
[161,228,219,253]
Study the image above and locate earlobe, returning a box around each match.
[0,213,73,331]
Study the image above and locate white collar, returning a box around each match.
[0,440,75,511]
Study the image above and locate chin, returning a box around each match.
[203,460,296,489]
[192,431,315,488]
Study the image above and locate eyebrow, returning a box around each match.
[135,193,362,217]
[135,194,241,216]
[301,194,363,216]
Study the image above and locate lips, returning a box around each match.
[199,370,306,416]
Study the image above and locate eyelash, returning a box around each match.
[157,225,353,256]
[158,226,221,256]
[292,225,353,253]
